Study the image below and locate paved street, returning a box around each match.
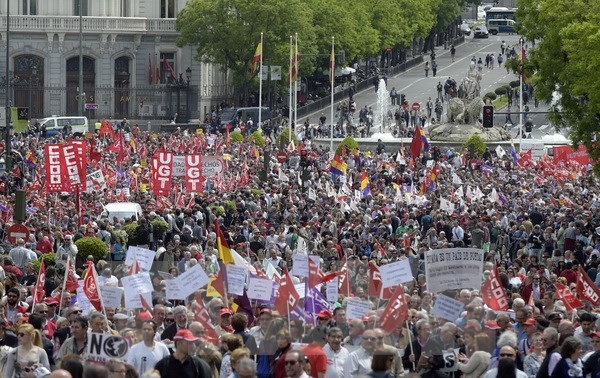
[301,34,560,140]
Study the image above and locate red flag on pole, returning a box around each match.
[409,126,424,158]
[148,54,153,85]
[83,264,103,312]
[99,119,117,139]
[481,266,509,311]
[368,262,393,299]
[162,55,177,81]
[32,259,46,306]
[379,285,409,333]
[554,283,584,312]
[577,266,600,305]
[274,268,299,316]
[191,295,219,343]
[65,257,79,291]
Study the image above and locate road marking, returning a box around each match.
[539,124,549,130]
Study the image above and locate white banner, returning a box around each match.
[379,259,413,288]
[86,170,107,193]
[100,286,123,309]
[227,265,247,296]
[424,248,485,293]
[86,332,129,365]
[346,299,371,321]
[124,246,155,272]
[431,294,465,321]
[172,155,224,178]
[247,277,273,301]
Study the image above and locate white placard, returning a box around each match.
[121,272,153,309]
[158,271,176,280]
[247,277,273,301]
[439,349,460,373]
[424,248,485,293]
[165,279,185,300]
[295,283,306,299]
[326,278,339,303]
[227,265,247,296]
[86,332,129,365]
[76,280,93,315]
[292,255,309,277]
[440,197,455,214]
[125,246,156,271]
[176,264,210,299]
[346,299,371,320]
[431,294,465,321]
[379,259,413,288]
[172,155,224,178]
[86,170,107,192]
[100,286,123,309]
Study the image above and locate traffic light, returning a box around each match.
[482,105,494,128]
[400,94,406,105]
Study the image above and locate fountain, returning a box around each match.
[370,78,397,141]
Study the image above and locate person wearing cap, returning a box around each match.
[154,329,212,378]
[127,320,170,374]
[161,305,189,342]
[216,308,234,335]
[249,308,272,348]
[316,310,333,328]
[517,318,538,361]
[582,331,600,377]
[112,313,130,332]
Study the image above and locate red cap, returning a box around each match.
[484,320,501,330]
[136,311,152,322]
[316,310,333,319]
[220,308,234,316]
[173,329,199,342]
[43,297,59,305]
[591,331,600,338]
[523,318,537,326]
[259,308,272,315]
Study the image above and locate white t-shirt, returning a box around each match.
[126,341,170,374]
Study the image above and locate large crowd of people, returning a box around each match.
[0,110,598,378]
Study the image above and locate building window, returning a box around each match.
[22,0,37,15]
[119,0,130,17]
[160,0,175,18]
[74,0,89,16]
[159,52,176,84]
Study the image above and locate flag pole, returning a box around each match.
[329,37,335,153]
[294,33,299,135]
[258,32,264,130]
[406,320,416,371]
[288,36,293,142]
[518,37,524,152]
[57,256,72,317]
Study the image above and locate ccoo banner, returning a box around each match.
[184,154,204,192]
[44,144,68,192]
[152,151,173,195]
[62,142,86,192]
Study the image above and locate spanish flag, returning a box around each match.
[329,151,347,176]
[329,42,335,84]
[291,42,299,84]
[215,219,234,264]
[360,171,371,196]
[251,41,262,75]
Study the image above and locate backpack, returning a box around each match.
[136,224,151,245]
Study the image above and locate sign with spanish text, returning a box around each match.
[424,248,485,293]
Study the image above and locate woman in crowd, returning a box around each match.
[550,336,583,378]
[3,324,50,377]
[523,333,545,378]
[458,334,492,378]
[271,330,293,378]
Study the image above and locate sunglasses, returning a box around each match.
[71,310,83,314]
[500,353,515,357]
[165,319,175,323]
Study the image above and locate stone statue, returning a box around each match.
[460,61,482,100]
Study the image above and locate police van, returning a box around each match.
[38,116,89,137]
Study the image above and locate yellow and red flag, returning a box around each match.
[251,41,262,75]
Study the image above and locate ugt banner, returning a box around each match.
[553,145,591,166]
[152,151,173,196]
[185,154,204,192]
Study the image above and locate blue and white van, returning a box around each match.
[39,116,89,137]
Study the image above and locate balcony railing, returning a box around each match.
[0,15,178,34]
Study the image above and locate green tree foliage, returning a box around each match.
[463,135,487,156]
[516,0,600,171]
[74,237,109,264]
[230,131,244,143]
[336,136,359,155]
[276,128,297,149]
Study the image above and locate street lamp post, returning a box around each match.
[5,0,12,174]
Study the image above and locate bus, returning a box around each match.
[485,7,517,23]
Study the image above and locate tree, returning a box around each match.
[176,0,317,105]
[516,0,600,172]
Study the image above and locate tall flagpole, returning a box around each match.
[288,36,293,142]
[258,32,264,129]
[329,37,335,153]
[518,37,524,152]
[294,33,298,135]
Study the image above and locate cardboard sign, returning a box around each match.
[121,272,153,309]
[86,332,129,365]
[227,265,247,296]
[86,170,107,192]
[424,248,485,293]
[125,246,155,272]
[431,294,465,321]
[292,255,309,277]
[247,277,273,301]
[326,278,339,303]
[167,264,210,300]
[100,286,123,309]
[346,299,371,320]
[379,259,414,288]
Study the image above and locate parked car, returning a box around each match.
[474,26,490,38]
[459,22,471,36]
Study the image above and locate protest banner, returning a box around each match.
[86,332,129,365]
[379,259,413,288]
[292,255,309,277]
[124,246,155,272]
[247,277,273,301]
[100,286,124,309]
[431,294,465,321]
[121,272,153,308]
[553,145,591,166]
[227,265,247,296]
[424,248,485,293]
[326,278,339,303]
[346,298,371,321]
[152,151,173,195]
[175,264,210,299]
[86,170,107,192]
[75,280,93,315]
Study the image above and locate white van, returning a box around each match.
[39,116,89,137]
[99,202,144,223]
[486,19,516,35]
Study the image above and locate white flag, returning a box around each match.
[278,169,289,182]
[489,188,499,203]
[495,145,506,158]
[452,171,463,185]
[440,197,455,214]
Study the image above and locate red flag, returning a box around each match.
[99,120,117,139]
[162,56,177,81]
[409,126,424,158]
[308,258,327,288]
[129,256,140,275]
[368,262,393,299]
[481,266,509,311]
[152,151,174,196]
[140,294,154,314]
[83,264,102,312]
[338,261,351,297]
[577,267,600,306]
[379,285,409,333]
[106,131,126,163]
[374,239,387,258]
[554,283,583,312]
[274,268,300,316]
[65,257,79,291]
[184,154,204,192]
[148,54,153,85]
[33,259,46,306]
[191,295,219,343]
[210,268,226,297]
